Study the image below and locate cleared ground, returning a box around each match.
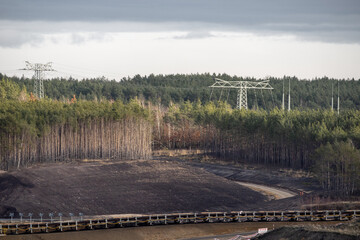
[0,159,266,218]
[255,221,360,240]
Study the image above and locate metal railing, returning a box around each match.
[1,210,359,235]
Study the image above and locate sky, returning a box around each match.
[0,0,360,80]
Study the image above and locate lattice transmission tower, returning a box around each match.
[21,61,55,99]
[209,78,273,110]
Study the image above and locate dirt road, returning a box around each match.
[236,182,296,200]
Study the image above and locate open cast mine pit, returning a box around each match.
[0,158,267,218]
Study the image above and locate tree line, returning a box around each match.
[1,73,359,110]
[0,96,152,170]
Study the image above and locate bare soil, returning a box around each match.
[255,221,360,240]
[155,154,321,211]
[0,159,266,218]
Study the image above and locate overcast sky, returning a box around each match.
[0,0,360,80]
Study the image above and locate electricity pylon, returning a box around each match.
[209,78,273,110]
[21,61,55,99]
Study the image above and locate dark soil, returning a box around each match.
[156,155,322,211]
[0,159,266,218]
[255,226,360,240]
[175,158,320,193]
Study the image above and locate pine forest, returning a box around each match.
[1,75,360,196]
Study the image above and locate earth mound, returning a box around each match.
[0,159,265,217]
[256,221,360,240]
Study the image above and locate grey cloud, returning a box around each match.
[71,33,86,44]
[1,0,358,25]
[0,29,44,47]
[0,0,359,45]
[174,31,215,40]
[0,21,118,47]
[70,32,113,44]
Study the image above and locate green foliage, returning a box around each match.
[166,101,360,146]
[0,77,21,100]
[0,99,151,137]
[3,73,359,110]
[312,141,360,195]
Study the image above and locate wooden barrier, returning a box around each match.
[0,210,359,235]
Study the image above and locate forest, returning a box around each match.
[0,79,152,170]
[2,73,360,110]
[1,75,360,196]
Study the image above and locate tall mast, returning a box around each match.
[21,61,55,99]
[282,79,285,110]
[331,81,334,111]
[337,80,340,114]
[288,78,291,111]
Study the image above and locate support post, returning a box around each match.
[337,80,340,115]
[288,78,291,111]
[21,61,54,99]
[210,78,273,110]
[237,84,248,110]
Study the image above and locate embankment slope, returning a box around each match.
[0,159,265,217]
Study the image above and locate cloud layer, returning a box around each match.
[1,0,360,47]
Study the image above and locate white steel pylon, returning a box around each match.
[22,61,55,99]
[209,78,273,109]
[237,82,247,109]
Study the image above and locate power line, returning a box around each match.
[54,62,120,79]
[20,61,55,99]
[209,77,273,110]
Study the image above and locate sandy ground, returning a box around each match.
[1,221,342,240]
[236,182,296,200]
